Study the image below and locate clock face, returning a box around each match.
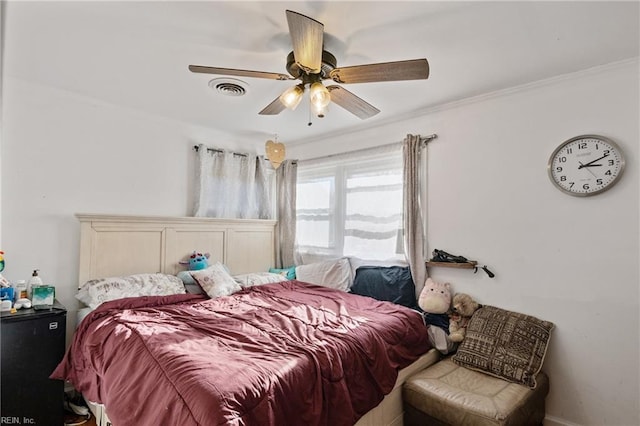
[548,135,625,196]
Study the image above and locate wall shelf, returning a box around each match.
[426,261,477,269]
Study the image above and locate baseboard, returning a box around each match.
[545,415,583,426]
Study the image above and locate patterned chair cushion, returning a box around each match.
[451,305,554,389]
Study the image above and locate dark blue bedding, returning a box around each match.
[350,266,418,310]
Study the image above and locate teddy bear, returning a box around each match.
[448,293,481,343]
[418,278,457,355]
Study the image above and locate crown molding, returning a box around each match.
[290,57,639,149]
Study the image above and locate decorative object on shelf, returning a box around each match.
[427,249,495,278]
[32,286,55,310]
[430,249,469,263]
[547,134,625,196]
[265,137,286,170]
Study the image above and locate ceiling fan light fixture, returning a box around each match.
[309,82,331,109]
[279,84,304,110]
[311,101,327,118]
[189,10,430,121]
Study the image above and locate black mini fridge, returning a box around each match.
[1,301,66,425]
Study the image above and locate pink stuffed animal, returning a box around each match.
[418,278,451,314]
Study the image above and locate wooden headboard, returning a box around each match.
[77,214,277,287]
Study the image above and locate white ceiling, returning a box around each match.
[5,1,639,148]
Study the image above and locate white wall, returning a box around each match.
[290,60,639,426]
[0,77,257,344]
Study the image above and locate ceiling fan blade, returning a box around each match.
[329,59,429,84]
[189,65,293,81]
[286,10,324,74]
[327,85,380,120]
[258,97,286,116]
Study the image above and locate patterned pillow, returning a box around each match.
[76,273,186,309]
[452,305,554,389]
[234,272,288,288]
[190,262,242,298]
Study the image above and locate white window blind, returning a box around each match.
[296,146,404,261]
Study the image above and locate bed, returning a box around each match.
[54,214,439,426]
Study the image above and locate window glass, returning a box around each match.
[296,152,403,260]
[296,176,334,250]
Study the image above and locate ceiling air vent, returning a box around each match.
[208,78,249,97]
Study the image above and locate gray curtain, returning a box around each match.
[194,146,273,219]
[403,134,428,297]
[275,160,298,268]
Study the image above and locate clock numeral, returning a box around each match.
[560,176,566,182]
[558,157,567,163]
[578,142,587,149]
[566,148,573,154]
[583,184,590,190]
[569,182,575,189]
[604,150,610,155]
[605,170,612,176]
[608,160,614,166]
[595,144,599,150]
[597,179,603,185]
[556,166,563,173]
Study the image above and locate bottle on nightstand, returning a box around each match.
[14,280,28,300]
[27,269,43,298]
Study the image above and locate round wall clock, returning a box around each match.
[547,135,625,197]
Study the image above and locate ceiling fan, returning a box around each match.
[189,10,429,120]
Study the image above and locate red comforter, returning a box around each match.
[52,280,430,426]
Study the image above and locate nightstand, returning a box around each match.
[1,300,66,425]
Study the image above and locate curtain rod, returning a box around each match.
[300,133,437,164]
[193,145,247,157]
[420,134,438,143]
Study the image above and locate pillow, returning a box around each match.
[76,273,186,309]
[177,270,197,286]
[348,257,407,282]
[234,272,288,288]
[268,266,296,280]
[452,305,555,389]
[176,271,204,294]
[190,262,242,298]
[350,266,418,309]
[295,257,352,291]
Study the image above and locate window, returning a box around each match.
[296,149,404,261]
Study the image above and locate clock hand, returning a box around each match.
[580,163,603,168]
[578,161,598,178]
[578,153,609,169]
